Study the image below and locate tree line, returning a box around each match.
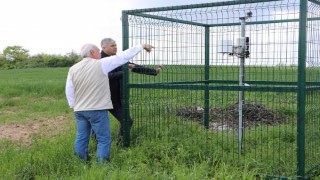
[0,46,81,69]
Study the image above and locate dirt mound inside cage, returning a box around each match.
[176,102,284,130]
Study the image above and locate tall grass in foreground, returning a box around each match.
[0,68,319,179]
[0,125,260,179]
[0,67,261,179]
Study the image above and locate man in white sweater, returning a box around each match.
[65,43,153,162]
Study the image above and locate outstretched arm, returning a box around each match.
[131,64,162,76]
[100,44,154,75]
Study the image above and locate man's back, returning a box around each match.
[69,58,113,111]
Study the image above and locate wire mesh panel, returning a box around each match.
[122,0,320,178]
[305,1,320,176]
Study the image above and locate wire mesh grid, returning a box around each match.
[123,0,320,178]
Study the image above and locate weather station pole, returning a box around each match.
[238,12,252,154]
[217,12,252,155]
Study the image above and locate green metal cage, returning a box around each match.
[121,0,320,178]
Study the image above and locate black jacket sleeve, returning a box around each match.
[131,63,158,76]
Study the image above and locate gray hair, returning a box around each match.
[101,38,115,48]
[80,44,98,58]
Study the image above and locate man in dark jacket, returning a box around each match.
[100,38,162,145]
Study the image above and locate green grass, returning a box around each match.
[0,67,319,179]
[0,68,70,124]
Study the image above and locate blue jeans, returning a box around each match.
[74,110,111,162]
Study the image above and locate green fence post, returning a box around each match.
[122,11,130,147]
[204,26,210,129]
[297,0,307,178]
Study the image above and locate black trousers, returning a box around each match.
[109,106,133,142]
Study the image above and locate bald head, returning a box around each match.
[80,44,101,59]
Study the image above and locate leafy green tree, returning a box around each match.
[2,46,29,62]
[64,50,81,66]
[47,55,65,67]
[0,54,7,69]
[0,46,79,69]
[26,53,48,68]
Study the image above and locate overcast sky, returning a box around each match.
[0,0,218,55]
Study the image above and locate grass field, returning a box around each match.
[0,67,319,179]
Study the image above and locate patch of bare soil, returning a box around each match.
[176,102,284,130]
[0,116,69,146]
